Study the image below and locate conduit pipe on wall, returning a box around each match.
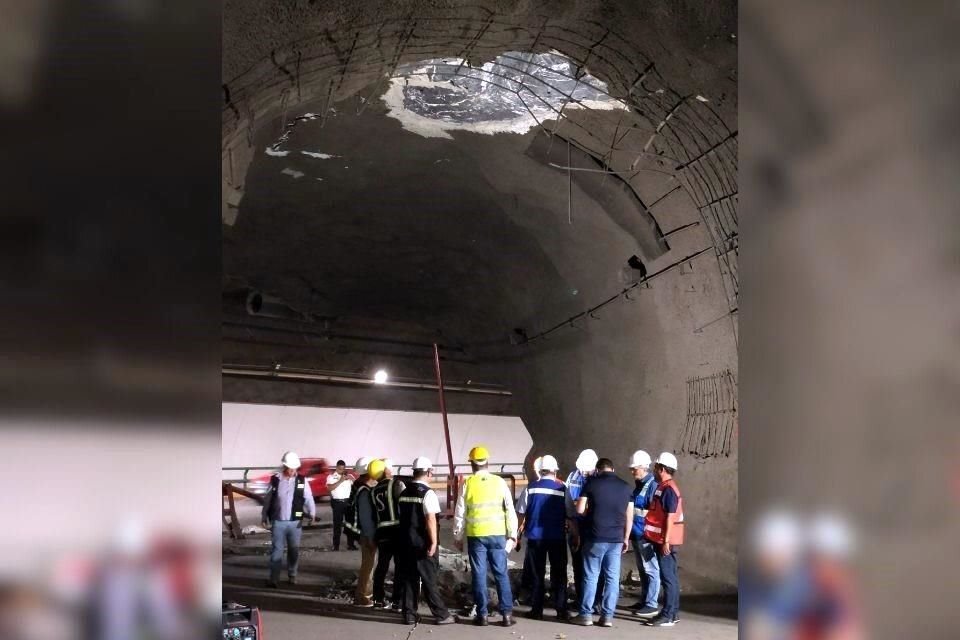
[222,364,512,396]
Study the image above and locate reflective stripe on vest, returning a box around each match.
[528,488,565,497]
[374,479,399,528]
[294,481,305,518]
[643,479,684,545]
[399,496,424,504]
[464,473,508,537]
[345,485,371,534]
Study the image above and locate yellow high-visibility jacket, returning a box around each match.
[454,470,518,539]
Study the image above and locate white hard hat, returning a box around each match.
[752,510,802,558]
[809,512,854,559]
[629,450,652,469]
[655,451,678,471]
[575,449,599,472]
[355,456,371,472]
[412,456,432,471]
[533,456,544,478]
[382,457,394,473]
[540,455,560,472]
[281,451,301,469]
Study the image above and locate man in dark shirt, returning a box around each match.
[570,458,633,627]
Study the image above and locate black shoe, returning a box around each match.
[598,616,613,627]
[436,615,456,625]
[288,576,297,585]
[646,616,678,627]
[556,610,570,621]
[403,615,420,625]
[501,614,516,627]
[525,610,543,620]
[266,580,279,589]
[632,605,660,618]
[348,545,358,550]
[372,600,385,609]
[472,615,489,626]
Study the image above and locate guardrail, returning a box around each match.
[222,462,527,486]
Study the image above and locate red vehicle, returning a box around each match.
[247,458,338,501]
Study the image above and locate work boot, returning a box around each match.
[570,614,594,626]
[501,613,516,627]
[435,615,456,625]
[472,615,489,626]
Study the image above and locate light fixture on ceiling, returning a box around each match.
[373,370,389,384]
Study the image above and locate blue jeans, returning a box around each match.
[467,536,513,616]
[658,547,680,620]
[579,541,622,618]
[269,520,302,581]
[632,537,661,608]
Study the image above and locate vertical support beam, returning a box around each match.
[433,343,456,507]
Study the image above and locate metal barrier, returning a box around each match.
[222,462,526,486]
[223,463,527,521]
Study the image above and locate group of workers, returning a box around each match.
[258,444,685,629]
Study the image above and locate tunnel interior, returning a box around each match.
[223,0,738,591]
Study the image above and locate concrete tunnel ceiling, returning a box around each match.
[222,1,738,589]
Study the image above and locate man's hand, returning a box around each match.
[661,542,671,556]
[310,516,316,526]
[622,540,629,554]
[427,543,438,557]
[454,539,464,552]
[261,521,271,530]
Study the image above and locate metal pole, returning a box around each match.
[433,344,457,489]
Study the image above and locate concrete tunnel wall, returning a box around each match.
[223,0,738,592]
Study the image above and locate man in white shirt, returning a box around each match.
[397,457,455,625]
[326,459,355,551]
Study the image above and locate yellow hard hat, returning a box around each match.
[366,458,386,480]
[468,445,490,463]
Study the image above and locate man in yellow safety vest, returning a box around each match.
[453,445,519,627]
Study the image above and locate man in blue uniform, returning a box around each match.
[516,455,568,620]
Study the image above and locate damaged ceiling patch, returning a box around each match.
[382,51,626,140]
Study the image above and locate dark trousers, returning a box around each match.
[373,536,403,606]
[569,536,605,609]
[658,548,680,620]
[400,547,450,620]
[520,541,534,595]
[568,535,583,602]
[525,538,568,614]
[331,499,351,549]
